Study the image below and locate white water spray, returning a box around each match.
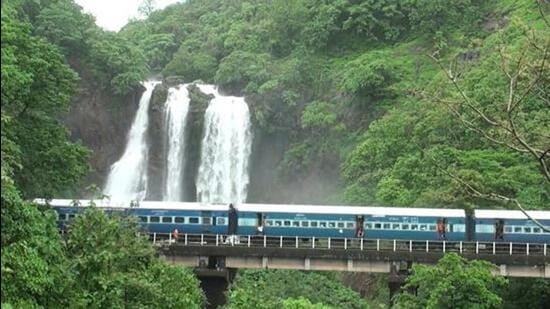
[163,84,190,201]
[196,84,252,204]
[103,81,160,202]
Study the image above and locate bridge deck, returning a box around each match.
[151,233,549,278]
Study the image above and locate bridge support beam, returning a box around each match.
[493,264,550,278]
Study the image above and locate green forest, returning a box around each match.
[1,0,549,308]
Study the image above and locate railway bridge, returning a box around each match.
[154,232,549,278]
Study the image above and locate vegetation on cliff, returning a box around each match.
[1,1,203,307]
[122,0,549,209]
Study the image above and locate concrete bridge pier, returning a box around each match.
[195,256,236,309]
[388,261,412,306]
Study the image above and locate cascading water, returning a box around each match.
[103,80,159,202]
[163,84,191,201]
[196,84,252,204]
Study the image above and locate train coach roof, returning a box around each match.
[238,203,465,217]
[474,209,550,220]
[34,199,466,217]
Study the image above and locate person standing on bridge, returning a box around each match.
[172,228,180,243]
[227,203,239,245]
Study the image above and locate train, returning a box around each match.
[35,199,550,243]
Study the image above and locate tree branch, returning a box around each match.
[423,149,550,233]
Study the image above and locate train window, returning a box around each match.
[383,223,391,229]
[505,226,512,233]
[150,216,160,223]
[402,224,409,230]
[202,217,212,225]
[419,224,427,231]
[284,220,291,227]
[162,217,173,224]
[189,217,199,224]
[391,224,400,230]
[275,220,282,226]
[175,217,185,224]
[266,220,273,226]
[524,227,531,233]
[476,225,494,233]
[514,227,522,233]
[239,218,257,226]
[328,222,336,228]
[453,224,465,233]
[320,222,327,228]
[428,224,436,231]
[310,221,318,227]
[301,221,309,227]
[139,216,148,223]
[337,222,345,228]
[533,227,541,233]
[411,224,418,230]
[365,223,372,229]
[374,223,382,229]
[68,214,76,220]
[292,221,300,227]
[346,222,355,229]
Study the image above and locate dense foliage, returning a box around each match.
[394,253,507,308]
[122,0,549,209]
[2,0,548,307]
[1,0,203,307]
[225,270,369,308]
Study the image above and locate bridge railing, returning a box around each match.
[146,232,548,257]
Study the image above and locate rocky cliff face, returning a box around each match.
[146,83,169,200]
[182,84,210,201]
[142,80,210,201]
[67,77,336,203]
[65,81,145,194]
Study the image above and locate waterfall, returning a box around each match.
[196,84,252,204]
[103,80,159,202]
[163,84,190,201]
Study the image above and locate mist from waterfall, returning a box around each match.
[196,84,252,204]
[103,80,159,202]
[163,84,190,201]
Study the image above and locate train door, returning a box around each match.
[436,218,447,240]
[495,219,504,240]
[465,210,475,241]
[355,215,365,238]
[256,213,265,235]
[201,210,212,234]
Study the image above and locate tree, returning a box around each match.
[427,21,550,227]
[64,208,204,307]
[1,4,90,198]
[139,0,156,18]
[282,297,334,309]
[226,270,370,309]
[393,253,507,308]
